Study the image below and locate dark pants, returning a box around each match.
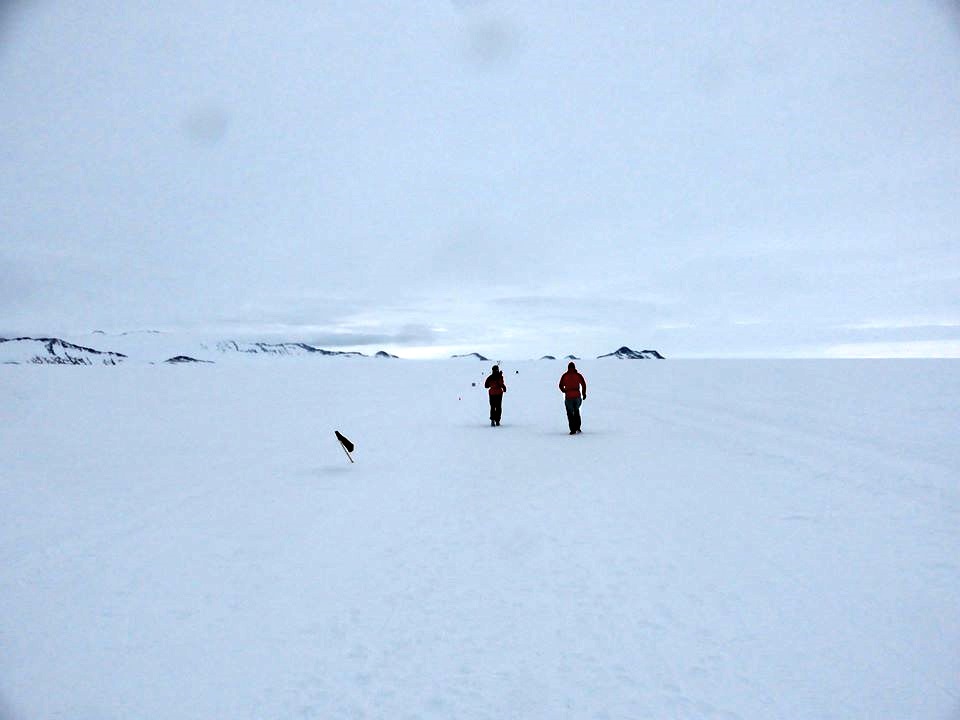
[565,397,582,432]
[489,394,503,424]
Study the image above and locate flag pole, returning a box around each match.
[335,430,355,463]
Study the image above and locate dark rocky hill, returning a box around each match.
[597,346,664,359]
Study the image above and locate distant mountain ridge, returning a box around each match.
[214,342,401,358]
[212,341,367,357]
[597,346,665,359]
[3,335,664,364]
[0,337,127,365]
[1,335,401,364]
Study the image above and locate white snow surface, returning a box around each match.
[1,360,958,719]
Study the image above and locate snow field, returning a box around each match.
[1,360,958,719]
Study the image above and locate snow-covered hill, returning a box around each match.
[1,360,957,719]
[0,337,127,365]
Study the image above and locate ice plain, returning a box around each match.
[1,358,958,719]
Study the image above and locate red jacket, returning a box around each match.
[485,372,506,396]
[559,370,586,399]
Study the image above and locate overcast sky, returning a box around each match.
[2,1,959,358]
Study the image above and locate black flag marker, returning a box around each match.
[335,430,355,462]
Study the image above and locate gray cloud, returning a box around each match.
[0,0,25,48]
[306,325,438,349]
[180,104,230,146]
[462,16,525,69]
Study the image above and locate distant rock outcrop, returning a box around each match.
[564,354,580,360]
[540,355,557,360]
[164,356,213,364]
[374,351,399,359]
[0,337,127,365]
[597,346,664,360]
[451,352,490,361]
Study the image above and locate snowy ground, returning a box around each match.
[1,359,958,719]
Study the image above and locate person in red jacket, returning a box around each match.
[484,365,507,426]
[558,361,587,434]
